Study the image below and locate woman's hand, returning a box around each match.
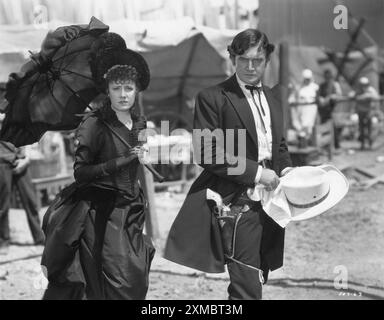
[12,158,30,175]
[129,146,150,164]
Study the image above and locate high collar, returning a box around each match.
[235,74,262,92]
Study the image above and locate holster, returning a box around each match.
[212,188,259,261]
[214,204,246,260]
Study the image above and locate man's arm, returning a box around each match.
[193,90,260,187]
[278,136,293,176]
[356,87,379,101]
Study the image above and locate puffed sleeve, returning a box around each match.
[73,116,105,183]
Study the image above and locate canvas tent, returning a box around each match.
[0,18,238,125]
[259,0,384,51]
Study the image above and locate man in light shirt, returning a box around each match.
[165,29,292,299]
[350,77,380,150]
[291,69,319,146]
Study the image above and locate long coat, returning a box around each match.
[164,75,292,275]
[41,109,155,300]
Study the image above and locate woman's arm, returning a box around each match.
[74,152,138,183]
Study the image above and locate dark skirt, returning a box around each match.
[42,186,155,300]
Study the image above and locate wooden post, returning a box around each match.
[138,92,145,116]
[234,0,239,29]
[137,92,160,241]
[139,166,160,241]
[279,41,290,136]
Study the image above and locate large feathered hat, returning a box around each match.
[88,32,150,92]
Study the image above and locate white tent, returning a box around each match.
[0,18,239,126]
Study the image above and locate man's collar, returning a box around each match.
[235,74,262,91]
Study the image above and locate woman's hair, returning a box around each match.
[104,65,140,89]
[227,29,275,60]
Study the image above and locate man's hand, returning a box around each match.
[12,158,30,175]
[259,168,280,191]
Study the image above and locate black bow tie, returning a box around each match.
[245,85,262,94]
[244,85,266,117]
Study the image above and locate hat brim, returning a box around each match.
[285,165,349,221]
[91,48,150,92]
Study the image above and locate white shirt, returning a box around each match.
[236,75,272,183]
[298,81,319,106]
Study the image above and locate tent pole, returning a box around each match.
[137,92,160,243]
[234,0,239,29]
[279,41,290,137]
[138,92,145,116]
[139,165,160,243]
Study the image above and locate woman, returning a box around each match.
[42,33,155,300]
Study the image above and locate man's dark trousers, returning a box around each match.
[14,169,45,243]
[0,164,12,242]
[358,111,372,148]
[227,204,265,300]
[0,164,44,244]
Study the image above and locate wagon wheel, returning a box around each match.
[146,111,193,183]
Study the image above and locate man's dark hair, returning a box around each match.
[227,29,275,60]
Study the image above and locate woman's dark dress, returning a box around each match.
[42,107,155,300]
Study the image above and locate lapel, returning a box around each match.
[263,84,282,144]
[221,75,259,149]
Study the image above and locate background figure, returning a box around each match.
[291,69,319,146]
[26,131,68,177]
[0,113,45,253]
[317,69,343,149]
[349,77,380,150]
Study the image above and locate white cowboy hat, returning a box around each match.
[255,164,349,227]
[280,165,349,221]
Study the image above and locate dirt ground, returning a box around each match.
[1,137,384,300]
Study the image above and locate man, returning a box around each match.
[164,29,292,300]
[291,69,319,146]
[0,113,45,253]
[350,77,380,150]
[317,69,343,149]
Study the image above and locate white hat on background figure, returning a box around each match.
[302,69,313,79]
[358,76,370,86]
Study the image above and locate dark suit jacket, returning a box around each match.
[164,75,292,274]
